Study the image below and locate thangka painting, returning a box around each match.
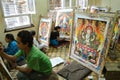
[48,10,57,22]
[38,18,52,46]
[55,9,73,39]
[70,14,111,74]
[110,16,120,49]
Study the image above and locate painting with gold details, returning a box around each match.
[70,14,111,74]
[55,9,73,39]
[38,18,52,47]
[110,16,120,49]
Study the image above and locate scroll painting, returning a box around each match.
[110,16,120,49]
[38,18,52,47]
[55,9,73,39]
[70,14,111,74]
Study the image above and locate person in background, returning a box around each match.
[29,30,47,53]
[29,30,46,49]
[4,34,25,68]
[4,34,19,55]
[50,26,69,47]
[0,30,52,80]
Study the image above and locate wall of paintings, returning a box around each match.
[38,7,119,78]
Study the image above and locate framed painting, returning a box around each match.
[38,17,52,47]
[70,13,111,74]
[55,9,73,39]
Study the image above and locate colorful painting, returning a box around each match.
[55,9,73,39]
[110,16,120,49]
[70,14,111,74]
[48,10,57,22]
[38,18,52,46]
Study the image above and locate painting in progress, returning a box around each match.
[38,18,52,46]
[70,14,111,74]
[55,9,73,39]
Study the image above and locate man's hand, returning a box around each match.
[0,43,4,54]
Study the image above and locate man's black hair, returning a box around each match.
[5,34,15,41]
[17,30,33,48]
[29,30,36,36]
[54,26,61,30]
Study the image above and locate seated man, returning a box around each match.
[0,30,53,80]
[4,34,25,67]
[29,30,47,53]
[50,26,69,47]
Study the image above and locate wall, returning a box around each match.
[0,0,48,46]
[101,0,120,12]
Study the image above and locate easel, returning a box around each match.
[0,57,13,80]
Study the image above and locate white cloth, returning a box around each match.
[33,37,46,49]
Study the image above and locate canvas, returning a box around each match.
[0,57,13,80]
[38,18,52,47]
[55,9,73,39]
[70,13,111,74]
[110,16,120,49]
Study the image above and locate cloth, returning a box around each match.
[33,37,46,49]
[57,61,92,80]
[50,31,59,40]
[4,40,19,55]
[17,70,59,80]
[4,40,24,63]
[50,31,59,46]
[15,45,52,75]
[17,71,50,80]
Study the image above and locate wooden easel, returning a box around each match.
[0,57,13,80]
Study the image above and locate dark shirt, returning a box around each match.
[50,31,59,40]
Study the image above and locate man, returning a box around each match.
[4,34,25,67]
[50,26,69,47]
[0,30,52,80]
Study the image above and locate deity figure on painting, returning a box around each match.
[39,22,48,40]
[57,12,73,36]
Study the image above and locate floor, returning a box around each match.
[3,42,120,80]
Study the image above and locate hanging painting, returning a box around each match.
[70,13,111,74]
[55,9,73,39]
[38,18,52,47]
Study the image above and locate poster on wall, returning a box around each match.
[70,13,111,74]
[38,18,52,47]
[55,9,73,39]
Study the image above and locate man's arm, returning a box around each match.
[0,44,17,62]
[16,64,32,73]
